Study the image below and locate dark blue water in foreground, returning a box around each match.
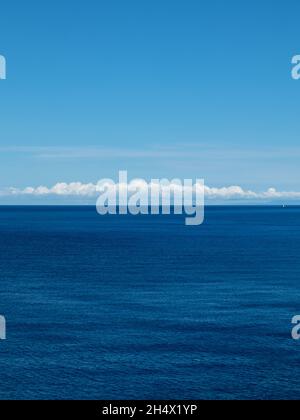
[0,206,300,400]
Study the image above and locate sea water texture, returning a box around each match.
[0,206,300,400]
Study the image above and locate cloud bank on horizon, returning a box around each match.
[2,181,300,202]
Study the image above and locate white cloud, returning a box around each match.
[2,182,300,201]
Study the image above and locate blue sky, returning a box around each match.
[0,0,299,203]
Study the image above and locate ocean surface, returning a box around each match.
[0,206,300,400]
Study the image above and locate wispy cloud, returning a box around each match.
[2,145,300,160]
[0,146,200,159]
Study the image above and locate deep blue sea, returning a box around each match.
[0,206,300,400]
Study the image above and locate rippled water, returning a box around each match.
[0,206,300,400]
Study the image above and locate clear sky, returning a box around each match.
[0,0,300,203]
